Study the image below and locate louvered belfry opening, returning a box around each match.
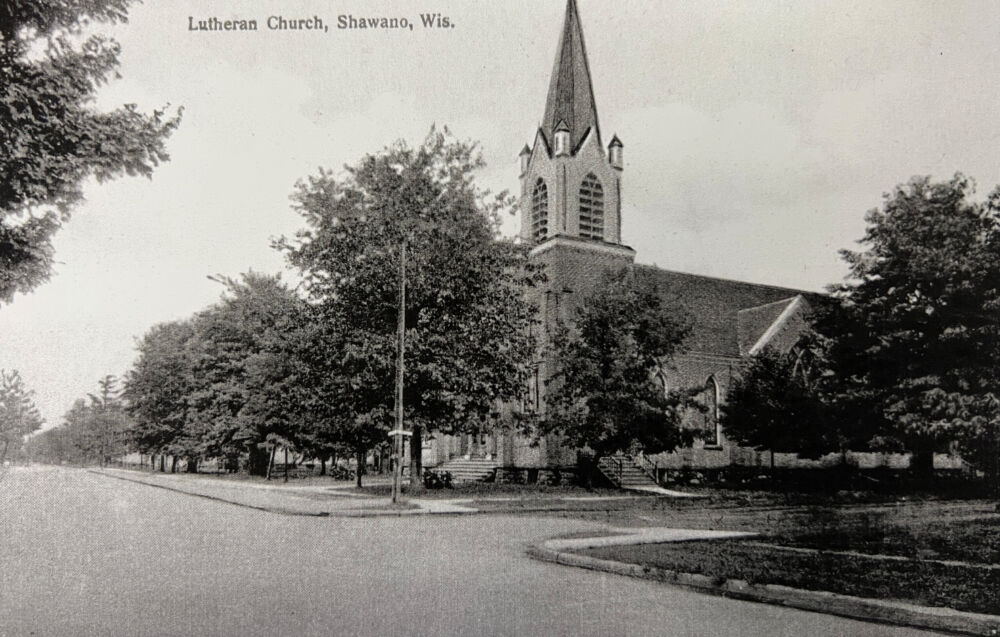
[531,178,549,242]
[578,173,604,240]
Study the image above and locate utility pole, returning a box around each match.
[391,240,407,504]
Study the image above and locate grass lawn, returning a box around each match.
[582,535,999,615]
[777,516,1000,564]
[576,503,1000,616]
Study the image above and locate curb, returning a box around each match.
[89,470,477,518]
[526,543,1000,636]
[90,470,334,517]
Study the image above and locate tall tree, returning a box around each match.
[124,273,316,476]
[820,174,1000,485]
[277,128,541,484]
[721,340,843,470]
[85,375,130,466]
[539,267,692,458]
[1,0,181,304]
[190,273,315,476]
[0,369,44,463]
[124,318,201,471]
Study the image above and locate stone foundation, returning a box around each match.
[496,466,579,486]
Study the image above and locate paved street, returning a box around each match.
[0,467,938,636]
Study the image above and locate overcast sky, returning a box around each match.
[4,0,1000,428]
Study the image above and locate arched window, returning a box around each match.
[531,179,548,242]
[525,365,541,413]
[790,345,815,389]
[578,173,604,240]
[654,371,668,397]
[702,376,721,447]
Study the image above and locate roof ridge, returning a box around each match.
[635,263,821,296]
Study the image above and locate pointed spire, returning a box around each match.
[542,0,601,153]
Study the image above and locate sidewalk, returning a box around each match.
[93,468,478,517]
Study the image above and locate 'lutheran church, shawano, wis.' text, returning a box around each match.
[187,13,454,33]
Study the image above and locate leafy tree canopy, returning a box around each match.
[277,128,541,469]
[1,0,181,304]
[820,174,1000,477]
[189,273,314,467]
[721,341,841,464]
[124,273,313,475]
[123,318,200,457]
[539,267,692,457]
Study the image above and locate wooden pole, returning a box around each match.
[392,240,406,504]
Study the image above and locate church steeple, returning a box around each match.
[541,0,601,153]
[519,0,627,248]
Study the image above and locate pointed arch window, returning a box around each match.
[525,364,541,413]
[702,376,722,448]
[579,173,604,240]
[531,179,549,242]
[654,370,668,397]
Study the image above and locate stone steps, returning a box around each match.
[597,456,659,489]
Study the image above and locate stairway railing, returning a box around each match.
[634,454,659,485]
[601,454,629,487]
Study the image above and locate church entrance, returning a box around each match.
[461,432,495,459]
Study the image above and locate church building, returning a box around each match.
[425,0,814,482]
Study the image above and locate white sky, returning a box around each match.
[4,0,1000,428]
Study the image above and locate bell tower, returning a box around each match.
[508,0,635,469]
[519,0,630,250]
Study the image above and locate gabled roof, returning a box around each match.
[541,0,602,153]
[738,295,810,356]
[636,265,818,358]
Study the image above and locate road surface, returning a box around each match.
[0,466,939,636]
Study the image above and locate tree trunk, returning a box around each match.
[983,441,1000,507]
[186,456,198,473]
[770,449,775,473]
[247,446,269,476]
[409,426,423,488]
[911,448,935,480]
[319,458,326,476]
[159,454,165,472]
[283,448,289,483]
[0,440,10,466]
[355,449,364,488]
[266,445,276,481]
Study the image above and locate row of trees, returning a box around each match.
[723,175,1000,490]
[28,171,1000,493]
[27,376,130,466]
[116,131,541,485]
